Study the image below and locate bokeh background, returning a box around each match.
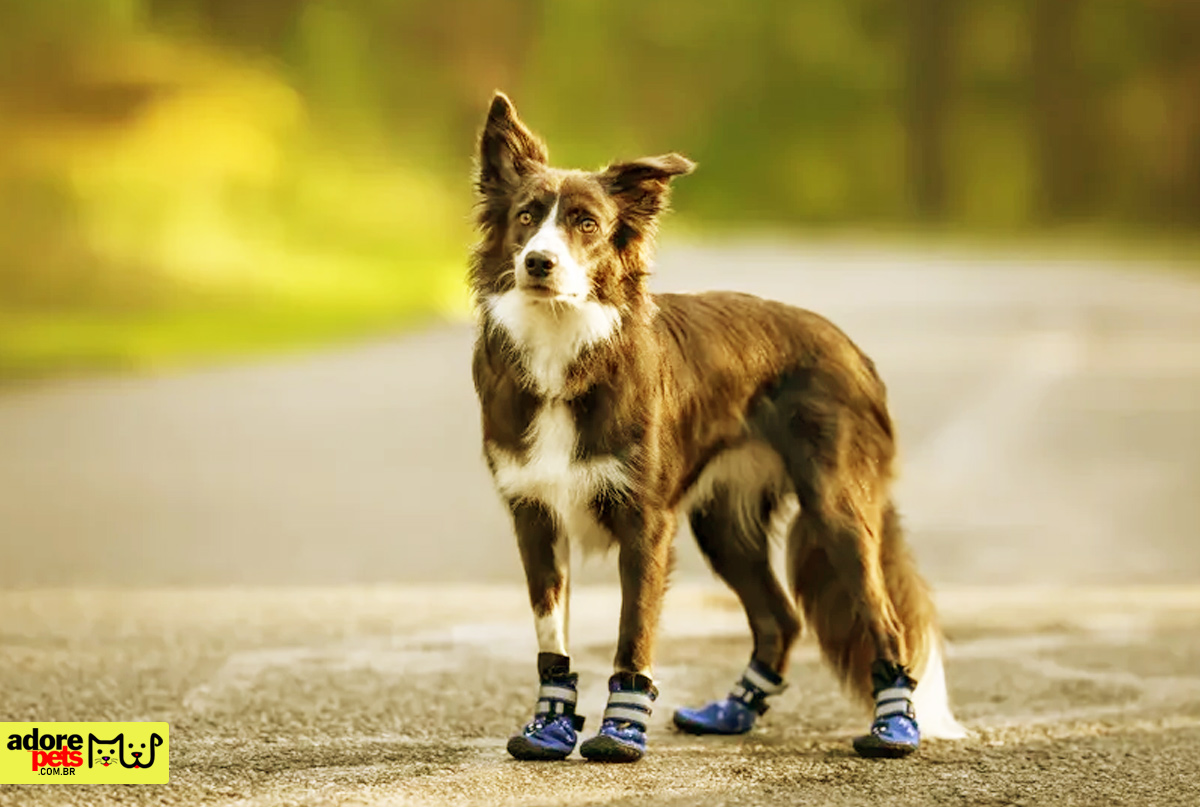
[1,1,1199,590]
[2,0,1198,379]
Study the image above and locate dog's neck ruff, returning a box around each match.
[485,290,621,396]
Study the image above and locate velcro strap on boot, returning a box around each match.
[729,661,788,714]
[535,682,578,716]
[874,685,915,719]
[533,667,583,728]
[603,686,656,730]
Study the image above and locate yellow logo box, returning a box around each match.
[1,723,169,784]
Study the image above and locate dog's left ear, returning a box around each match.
[477,92,548,198]
[603,154,695,196]
[601,154,695,266]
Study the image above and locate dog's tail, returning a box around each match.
[792,503,967,739]
[749,360,966,738]
[883,506,968,738]
[910,626,969,739]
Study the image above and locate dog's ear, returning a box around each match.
[477,92,548,197]
[601,154,695,268]
[603,154,695,196]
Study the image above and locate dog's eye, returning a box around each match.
[517,210,533,225]
[578,217,598,234]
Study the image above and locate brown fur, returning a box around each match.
[470,92,941,701]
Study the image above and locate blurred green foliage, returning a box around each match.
[0,1,1197,377]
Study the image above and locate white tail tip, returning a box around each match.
[912,630,970,740]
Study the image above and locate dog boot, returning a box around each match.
[673,659,787,735]
[853,660,920,758]
[507,654,585,761]
[579,672,657,763]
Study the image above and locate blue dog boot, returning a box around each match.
[579,672,657,763]
[853,660,920,758]
[507,654,585,761]
[673,659,787,735]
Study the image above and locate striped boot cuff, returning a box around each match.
[874,685,916,720]
[533,676,584,728]
[602,686,656,731]
[729,661,788,714]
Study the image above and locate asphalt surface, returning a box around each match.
[3,585,1200,806]
[2,240,1200,805]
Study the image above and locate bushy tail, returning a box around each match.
[910,626,969,739]
[792,503,967,738]
[881,507,967,738]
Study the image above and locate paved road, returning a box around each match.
[3,585,1200,806]
[1,241,1199,805]
[2,241,1199,587]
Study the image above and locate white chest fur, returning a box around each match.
[488,401,629,555]
[485,291,621,396]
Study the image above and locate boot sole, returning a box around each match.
[507,735,573,761]
[852,736,919,759]
[579,735,643,763]
[672,712,753,736]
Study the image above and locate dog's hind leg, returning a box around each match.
[790,501,907,682]
[673,487,800,735]
[754,364,937,757]
[791,500,966,752]
[790,494,928,758]
[505,500,583,761]
[694,490,802,673]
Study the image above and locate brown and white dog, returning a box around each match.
[470,92,965,763]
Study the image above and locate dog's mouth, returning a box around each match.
[517,281,577,302]
[521,284,557,297]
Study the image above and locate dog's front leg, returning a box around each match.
[505,499,582,761]
[511,500,570,661]
[579,503,675,763]
[613,506,675,675]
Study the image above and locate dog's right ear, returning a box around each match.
[477,92,548,198]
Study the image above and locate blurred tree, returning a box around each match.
[149,0,305,53]
[1030,0,1097,221]
[2,0,1199,376]
[1153,0,1200,225]
[904,0,954,221]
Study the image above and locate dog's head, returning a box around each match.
[470,92,694,312]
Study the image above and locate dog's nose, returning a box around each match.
[524,251,557,279]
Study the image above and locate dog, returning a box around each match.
[470,92,966,763]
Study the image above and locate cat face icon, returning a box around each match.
[92,743,118,767]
